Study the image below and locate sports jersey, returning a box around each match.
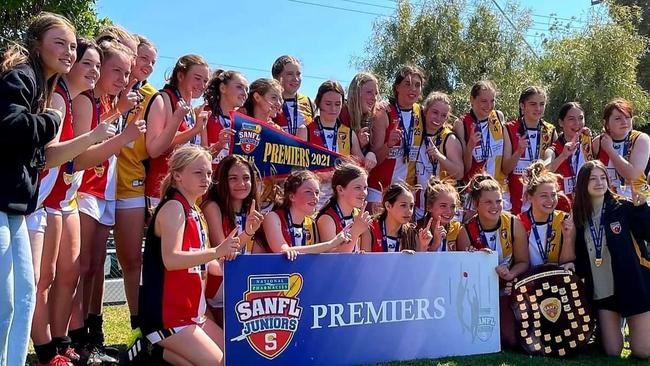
[414,125,455,219]
[40,79,83,211]
[316,203,358,251]
[417,214,461,251]
[518,209,567,267]
[273,94,314,135]
[139,189,208,334]
[548,132,592,201]
[465,212,515,267]
[461,110,507,186]
[115,81,157,200]
[368,103,424,197]
[78,91,117,200]
[506,118,555,214]
[597,130,650,200]
[205,111,231,169]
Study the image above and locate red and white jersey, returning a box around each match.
[205,112,230,169]
[78,91,117,201]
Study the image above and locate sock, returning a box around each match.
[69,327,88,349]
[130,315,140,330]
[53,336,71,355]
[86,313,105,347]
[34,342,57,364]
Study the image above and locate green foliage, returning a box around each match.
[0,0,111,51]
[357,0,650,131]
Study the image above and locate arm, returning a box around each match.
[263,212,342,254]
[296,125,308,141]
[145,93,184,158]
[501,127,524,175]
[456,227,471,251]
[436,135,464,180]
[559,213,576,265]
[544,148,561,172]
[316,214,337,243]
[607,133,650,182]
[202,201,226,248]
[453,118,474,175]
[370,112,389,164]
[507,218,530,279]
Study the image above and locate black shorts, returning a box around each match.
[593,295,618,313]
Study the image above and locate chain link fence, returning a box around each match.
[103,231,145,305]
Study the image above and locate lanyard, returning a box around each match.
[286,208,306,247]
[58,79,75,176]
[471,111,490,160]
[380,218,401,252]
[521,119,541,161]
[477,218,498,250]
[396,104,415,162]
[282,99,299,135]
[528,210,552,262]
[316,117,338,152]
[588,202,606,265]
[171,86,196,136]
[425,129,443,174]
[332,202,353,228]
[219,114,231,129]
[613,133,631,185]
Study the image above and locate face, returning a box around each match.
[67,48,101,92]
[221,74,249,109]
[587,168,608,198]
[476,190,503,222]
[318,91,343,122]
[290,179,320,215]
[605,108,632,138]
[428,191,457,226]
[39,26,77,76]
[359,79,379,114]
[395,74,423,106]
[98,52,132,95]
[279,62,301,97]
[254,89,283,119]
[385,192,415,225]
[425,100,450,129]
[559,107,585,137]
[178,64,209,99]
[336,175,368,208]
[133,44,156,81]
[173,156,212,197]
[470,89,495,119]
[520,93,546,122]
[528,183,558,216]
[227,162,252,202]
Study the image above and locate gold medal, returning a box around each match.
[63,172,73,185]
[94,165,105,177]
[594,258,603,267]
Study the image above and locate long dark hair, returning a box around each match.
[317,163,366,217]
[374,182,417,251]
[208,155,259,225]
[572,160,618,229]
[204,69,246,116]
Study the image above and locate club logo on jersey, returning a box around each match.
[610,221,621,234]
[238,122,262,154]
[231,274,303,359]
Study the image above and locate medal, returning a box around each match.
[594,258,603,267]
[94,165,104,177]
[588,203,606,267]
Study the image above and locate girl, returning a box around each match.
[570,160,650,358]
[368,65,425,207]
[242,78,283,127]
[456,173,529,348]
[363,182,432,253]
[504,86,558,214]
[416,177,462,252]
[297,80,375,207]
[415,91,463,220]
[139,144,239,366]
[271,55,315,135]
[201,69,249,168]
[518,162,575,268]
[145,54,210,206]
[263,170,359,258]
[593,98,650,201]
[0,12,73,366]
[452,80,510,214]
[342,72,379,153]
[545,102,593,203]
[316,163,374,253]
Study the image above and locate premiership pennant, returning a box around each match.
[230,112,347,179]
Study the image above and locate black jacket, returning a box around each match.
[0,63,60,215]
[575,193,650,317]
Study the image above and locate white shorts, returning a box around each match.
[147,196,161,211]
[26,208,47,233]
[367,188,382,203]
[78,193,116,226]
[116,196,146,210]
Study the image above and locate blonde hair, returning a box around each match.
[96,25,139,51]
[522,160,560,196]
[467,172,501,203]
[97,39,134,64]
[425,176,460,210]
[167,54,209,88]
[422,91,452,126]
[159,145,212,199]
[346,72,379,131]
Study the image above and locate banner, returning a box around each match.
[229,112,347,178]
[224,253,501,366]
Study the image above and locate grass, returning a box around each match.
[27,304,650,365]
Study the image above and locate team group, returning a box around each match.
[2,11,650,366]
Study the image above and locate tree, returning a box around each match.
[1,0,110,52]
[610,0,650,91]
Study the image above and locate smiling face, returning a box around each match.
[318,90,343,123]
[98,51,132,96]
[279,62,302,98]
[395,74,423,107]
[520,93,546,123]
[559,107,585,139]
[428,191,457,226]
[178,64,210,99]
[133,43,157,81]
[476,190,503,223]
[221,74,249,109]
[68,47,101,92]
[227,162,253,202]
[336,175,368,208]
[470,89,495,120]
[39,26,77,76]
[385,192,415,225]
[425,100,450,131]
[290,178,320,215]
[173,156,212,198]
[528,183,558,217]
[254,88,283,120]
[587,167,609,198]
[605,108,633,140]
[359,79,379,114]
